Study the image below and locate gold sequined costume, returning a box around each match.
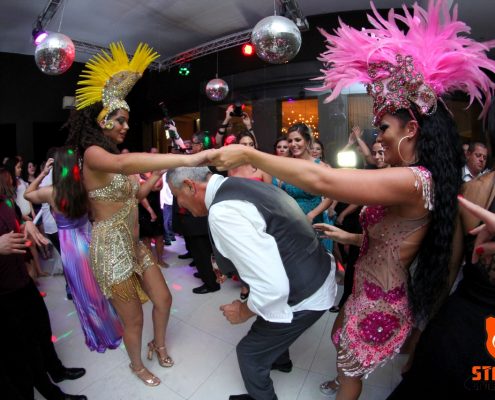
[89,174,154,302]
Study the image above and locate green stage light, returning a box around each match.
[178,63,191,76]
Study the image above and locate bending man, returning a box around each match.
[167,167,337,400]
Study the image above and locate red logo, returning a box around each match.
[471,317,495,385]
[486,317,495,360]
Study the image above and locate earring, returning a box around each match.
[397,135,416,165]
[104,120,114,130]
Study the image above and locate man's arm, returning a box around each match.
[220,300,256,324]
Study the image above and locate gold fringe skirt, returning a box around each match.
[90,200,154,303]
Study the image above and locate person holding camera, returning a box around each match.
[215,104,256,148]
[181,132,221,294]
[159,102,187,152]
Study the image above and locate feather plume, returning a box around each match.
[76,42,159,111]
[314,0,495,118]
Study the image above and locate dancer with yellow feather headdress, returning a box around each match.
[66,42,210,387]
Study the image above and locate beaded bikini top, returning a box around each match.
[88,174,138,202]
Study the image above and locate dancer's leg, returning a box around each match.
[141,265,172,359]
[110,297,149,371]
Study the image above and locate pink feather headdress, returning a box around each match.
[315,0,495,125]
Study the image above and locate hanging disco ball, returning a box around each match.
[34,32,75,75]
[251,16,301,64]
[205,78,229,101]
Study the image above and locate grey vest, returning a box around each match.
[209,177,330,306]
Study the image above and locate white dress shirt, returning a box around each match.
[205,174,336,323]
[462,164,488,182]
[160,173,173,208]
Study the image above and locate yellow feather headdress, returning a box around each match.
[76,42,159,122]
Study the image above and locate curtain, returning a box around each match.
[347,94,373,131]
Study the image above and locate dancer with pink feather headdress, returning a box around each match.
[208,1,495,398]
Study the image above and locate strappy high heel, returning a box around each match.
[129,364,160,387]
[147,341,174,367]
[319,377,340,396]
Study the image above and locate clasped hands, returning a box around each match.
[188,145,251,171]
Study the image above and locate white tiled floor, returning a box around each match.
[37,237,406,400]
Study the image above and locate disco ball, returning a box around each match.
[205,78,229,101]
[251,16,301,64]
[34,32,75,75]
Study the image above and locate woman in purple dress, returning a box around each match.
[25,147,123,352]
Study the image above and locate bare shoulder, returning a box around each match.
[84,145,111,166]
[84,145,125,176]
[83,147,119,190]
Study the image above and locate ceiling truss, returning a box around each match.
[35,0,308,72]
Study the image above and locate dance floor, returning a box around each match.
[36,236,406,400]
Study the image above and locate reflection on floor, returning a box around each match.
[37,237,406,400]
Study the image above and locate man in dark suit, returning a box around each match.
[177,132,220,294]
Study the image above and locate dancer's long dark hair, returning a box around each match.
[395,102,463,321]
[52,147,88,219]
[64,102,120,155]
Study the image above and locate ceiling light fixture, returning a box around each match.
[241,43,254,56]
[32,20,47,45]
[178,63,191,76]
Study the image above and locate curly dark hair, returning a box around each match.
[395,102,463,322]
[52,147,88,219]
[64,102,120,155]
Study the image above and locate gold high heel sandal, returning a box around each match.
[129,364,160,387]
[147,341,174,367]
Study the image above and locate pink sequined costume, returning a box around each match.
[333,166,433,378]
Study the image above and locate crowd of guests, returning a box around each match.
[1,107,493,400]
[4,108,492,400]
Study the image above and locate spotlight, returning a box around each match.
[242,43,254,56]
[32,21,47,46]
[178,63,191,76]
[337,150,357,168]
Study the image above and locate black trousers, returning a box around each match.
[0,280,65,400]
[237,309,325,400]
[187,234,219,289]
